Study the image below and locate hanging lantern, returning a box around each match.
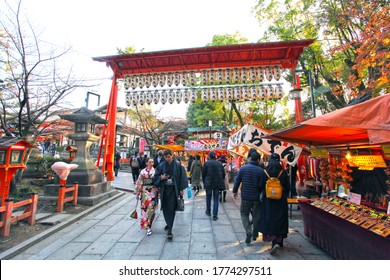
[201,70,208,84]
[173,72,180,86]
[190,88,197,103]
[201,88,209,102]
[126,91,132,106]
[175,89,182,103]
[160,90,167,104]
[145,74,152,88]
[139,91,145,105]
[131,75,138,89]
[249,67,257,83]
[242,86,250,100]
[267,85,275,99]
[145,91,152,104]
[153,90,160,104]
[233,68,240,83]
[189,71,196,86]
[225,68,231,84]
[273,66,281,81]
[257,67,264,82]
[168,90,175,104]
[181,71,187,86]
[132,92,139,106]
[217,69,224,84]
[124,75,131,90]
[138,74,145,88]
[265,66,273,81]
[159,73,166,87]
[183,89,190,103]
[249,86,257,100]
[166,72,173,87]
[258,86,267,100]
[226,87,233,100]
[234,86,241,100]
[217,87,225,101]
[209,87,217,102]
[208,69,215,85]
[276,85,283,99]
[241,68,248,83]
[152,73,159,87]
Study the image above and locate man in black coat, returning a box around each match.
[202,151,225,221]
[233,151,266,244]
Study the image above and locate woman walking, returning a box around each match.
[190,154,202,192]
[134,158,159,236]
[259,153,290,255]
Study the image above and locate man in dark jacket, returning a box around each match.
[202,151,225,221]
[233,151,266,244]
[153,149,165,168]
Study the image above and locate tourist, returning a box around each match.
[190,154,202,192]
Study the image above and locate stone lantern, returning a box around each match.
[44,107,117,205]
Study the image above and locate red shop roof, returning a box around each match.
[93,40,314,78]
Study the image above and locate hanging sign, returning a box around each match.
[227,124,303,165]
[347,192,361,205]
[310,148,328,158]
[184,139,228,151]
[382,144,390,159]
[347,155,387,170]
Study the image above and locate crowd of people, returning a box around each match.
[127,147,290,256]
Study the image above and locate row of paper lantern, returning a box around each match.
[125,85,284,106]
[123,66,282,90]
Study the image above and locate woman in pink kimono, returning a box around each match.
[134,158,159,236]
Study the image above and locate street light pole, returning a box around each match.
[291,69,316,119]
[209,120,212,139]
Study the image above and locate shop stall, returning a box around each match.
[266,94,390,259]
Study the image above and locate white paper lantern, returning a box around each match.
[126,91,132,106]
[257,67,264,83]
[159,73,166,87]
[267,85,275,99]
[201,88,209,102]
[152,73,159,87]
[124,75,131,90]
[226,87,233,100]
[249,67,257,83]
[175,89,182,103]
[234,86,241,100]
[217,69,224,84]
[276,85,283,99]
[183,89,190,103]
[233,68,240,83]
[217,87,225,101]
[190,88,197,103]
[258,86,266,100]
[145,74,152,88]
[225,68,231,84]
[160,90,167,104]
[249,86,257,100]
[131,75,137,89]
[273,66,281,81]
[168,90,175,104]
[242,86,250,100]
[209,87,217,102]
[132,92,139,106]
[189,71,196,86]
[241,68,248,83]
[145,91,152,104]
[208,69,215,85]
[265,66,273,81]
[139,91,145,105]
[153,90,160,104]
[138,74,145,88]
[166,72,173,87]
[201,70,207,84]
[181,72,187,86]
[173,72,180,86]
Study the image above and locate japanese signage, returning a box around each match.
[310,148,328,159]
[382,144,390,159]
[347,155,387,170]
[347,192,362,205]
[227,124,303,165]
[185,139,228,151]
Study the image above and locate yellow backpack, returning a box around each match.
[264,170,283,200]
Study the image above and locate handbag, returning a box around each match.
[176,195,185,211]
[130,199,139,219]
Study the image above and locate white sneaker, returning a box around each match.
[146,229,152,236]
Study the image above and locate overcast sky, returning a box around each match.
[6,0,265,118]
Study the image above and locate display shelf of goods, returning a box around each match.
[309,197,390,238]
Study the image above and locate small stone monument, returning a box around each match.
[44,107,117,205]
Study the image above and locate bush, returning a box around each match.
[29,157,71,178]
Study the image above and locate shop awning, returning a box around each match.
[153,144,184,152]
[227,124,303,165]
[265,94,390,148]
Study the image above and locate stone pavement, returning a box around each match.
[1,171,334,260]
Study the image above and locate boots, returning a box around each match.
[223,191,227,202]
[219,191,222,203]
[219,191,227,203]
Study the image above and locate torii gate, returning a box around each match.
[93,40,314,181]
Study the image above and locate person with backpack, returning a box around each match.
[233,151,266,244]
[131,152,142,184]
[259,153,290,255]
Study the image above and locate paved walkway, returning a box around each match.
[2,171,333,260]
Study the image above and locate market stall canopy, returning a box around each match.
[153,144,184,152]
[265,94,390,148]
[227,124,303,166]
